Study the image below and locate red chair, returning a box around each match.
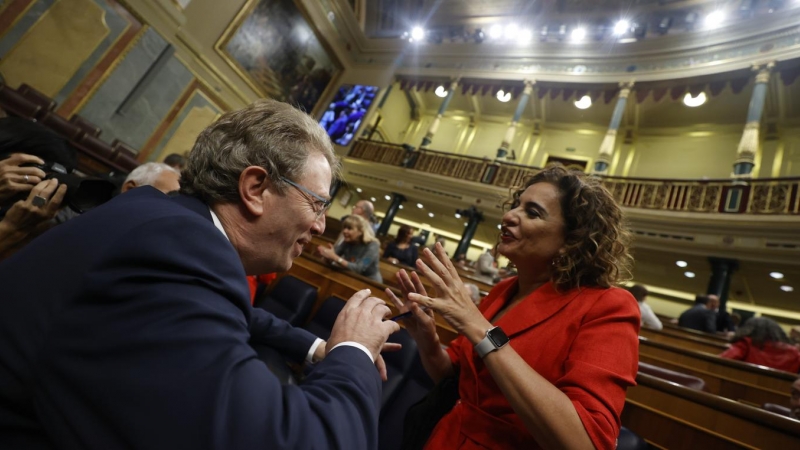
[41,112,85,141]
[69,114,102,137]
[17,84,56,113]
[0,85,42,119]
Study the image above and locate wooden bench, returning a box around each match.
[639,337,793,406]
[624,372,800,449]
[640,327,730,354]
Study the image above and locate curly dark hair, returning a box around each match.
[395,224,414,243]
[505,165,632,291]
[732,317,789,348]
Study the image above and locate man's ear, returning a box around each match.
[239,166,271,217]
[121,180,137,193]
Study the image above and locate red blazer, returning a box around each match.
[425,278,640,450]
[719,337,800,373]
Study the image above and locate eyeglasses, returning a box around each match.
[280,176,331,218]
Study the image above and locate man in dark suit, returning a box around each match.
[0,100,399,449]
[678,294,720,333]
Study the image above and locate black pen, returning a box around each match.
[390,307,429,322]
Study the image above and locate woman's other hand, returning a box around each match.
[386,269,439,347]
[2,178,66,233]
[408,243,491,344]
[316,243,338,261]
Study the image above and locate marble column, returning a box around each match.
[707,257,739,328]
[421,78,460,148]
[594,82,634,174]
[497,80,534,159]
[734,63,774,177]
[454,206,483,259]
[376,193,406,237]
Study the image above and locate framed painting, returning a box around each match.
[216,0,341,115]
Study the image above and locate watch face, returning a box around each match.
[488,327,510,348]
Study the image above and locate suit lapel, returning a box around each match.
[490,280,582,338]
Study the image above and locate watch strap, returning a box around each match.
[475,326,507,358]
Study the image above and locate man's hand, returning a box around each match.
[327,289,400,363]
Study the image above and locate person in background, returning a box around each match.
[627,284,662,330]
[719,317,800,373]
[342,199,378,232]
[121,162,181,194]
[389,165,639,449]
[383,224,418,267]
[790,377,800,420]
[163,153,186,171]
[319,214,382,283]
[678,294,719,333]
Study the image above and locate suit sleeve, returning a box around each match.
[555,289,640,450]
[248,307,317,364]
[704,311,717,333]
[47,216,381,450]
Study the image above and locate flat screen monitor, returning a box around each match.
[320,84,378,146]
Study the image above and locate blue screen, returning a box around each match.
[320,84,378,146]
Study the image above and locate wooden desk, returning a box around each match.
[624,373,800,449]
[640,327,729,354]
[639,337,793,407]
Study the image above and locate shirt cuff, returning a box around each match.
[306,338,324,363]
[329,341,374,363]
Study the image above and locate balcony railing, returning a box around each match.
[348,139,800,215]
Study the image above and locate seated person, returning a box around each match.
[162,153,186,172]
[121,162,181,194]
[476,246,500,277]
[627,284,662,330]
[678,294,719,333]
[719,317,800,373]
[318,215,382,283]
[382,224,418,267]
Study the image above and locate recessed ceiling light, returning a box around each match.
[434,85,448,98]
[684,271,696,278]
[398,205,404,209]
[417,203,424,209]
[464,222,469,227]
[410,26,425,41]
[428,212,434,218]
[370,197,376,202]
[780,285,794,292]
[356,188,362,193]
[488,25,503,39]
[496,90,512,102]
[518,28,533,43]
[676,261,688,268]
[504,24,519,40]
[574,95,592,109]
[704,10,726,29]
[770,272,784,279]
[571,27,587,42]
[384,195,391,201]
[683,92,707,107]
[497,224,502,229]
[454,213,461,219]
[613,20,630,36]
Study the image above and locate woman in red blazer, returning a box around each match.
[390,165,640,449]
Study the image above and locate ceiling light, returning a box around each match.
[398,205,403,209]
[384,195,391,201]
[434,85,448,98]
[770,272,785,279]
[497,224,502,229]
[676,261,688,268]
[683,92,707,107]
[428,212,434,218]
[356,188,362,193]
[370,197,376,202]
[489,25,502,39]
[613,20,630,36]
[574,95,592,109]
[417,203,424,209]
[571,27,587,42]
[685,271,696,278]
[704,11,726,29]
[464,222,469,227]
[411,26,425,41]
[504,24,519,40]
[781,285,794,292]
[496,90,511,102]
[454,213,461,219]
[474,28,485,43]
[518,28,533,43]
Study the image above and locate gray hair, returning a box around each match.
[125,162,179,186]
[180,99,340,203]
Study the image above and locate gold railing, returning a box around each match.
[348,139,800,215]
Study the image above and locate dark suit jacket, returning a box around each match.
[678,304,717,333]
[0,187,381,449]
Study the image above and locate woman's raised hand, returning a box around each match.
[407,243,490,339]
[385,269,439,348]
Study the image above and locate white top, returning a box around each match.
[208,207,371,363]
[638,301,663,331]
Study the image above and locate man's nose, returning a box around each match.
[311,214,325,235]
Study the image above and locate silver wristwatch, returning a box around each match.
[474,326,510,358]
